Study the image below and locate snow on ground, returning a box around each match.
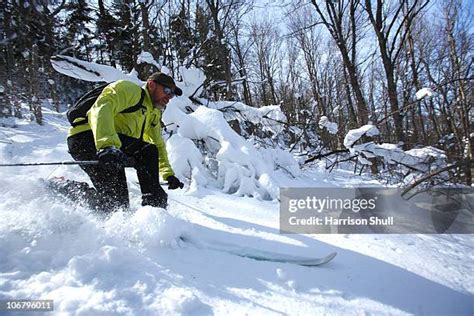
[0,111,473,315]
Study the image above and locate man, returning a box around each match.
[58,72,184,211]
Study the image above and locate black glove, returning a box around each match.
[97,146,134,168]
[167,175,184,190]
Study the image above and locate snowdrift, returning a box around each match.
[0,93,472,316]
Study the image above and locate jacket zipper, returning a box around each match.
[139,109,146,142]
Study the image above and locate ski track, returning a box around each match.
[0,114,473,315]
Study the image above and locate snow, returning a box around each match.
[319,116,338,134]
[341,125,445,170]
[206,100,287,135]
[343,124,447,171]
[416,88,435,100]
[163,94,295,200]
[51,55,142,84]
[136,51,161,70]
[344,124,380,148]
[346,141,448,172]
[405,146,446,162]
[0,114,473,315]
[276,268,287,280]
[178,66,206,97]
[1,55,472,315]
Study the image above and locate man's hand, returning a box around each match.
[167,175,184,189]
[97,146,135,168]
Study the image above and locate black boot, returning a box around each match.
[142,192,168,209]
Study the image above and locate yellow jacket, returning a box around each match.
[68,80,175,180]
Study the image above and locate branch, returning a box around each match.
[304,149,350,164]
[49,0,67,16]
[385,0,406,38]
[283,21,325,38]
[50,55,101,77]
[392,0,430,62]
[402,159,473,196]
[376,76,474,126]
[327,154,358,171]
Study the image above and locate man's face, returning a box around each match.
[148,80,175,108]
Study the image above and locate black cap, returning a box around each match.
[148,72,183,96]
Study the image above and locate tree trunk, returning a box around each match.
[383,60,405,146]
[406,22,427,144]
[365,0,406,147]
[31,44,42,125]
[310,0,370,125]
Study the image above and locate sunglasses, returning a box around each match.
[163,86,175,97]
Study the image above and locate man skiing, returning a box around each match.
[53,72,184,212]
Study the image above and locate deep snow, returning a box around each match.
[2,53,474,315]
[0,107,473,315]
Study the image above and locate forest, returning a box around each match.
[1,0,472,187]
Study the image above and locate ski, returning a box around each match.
[179,236,337,267]
[230,249,337,266]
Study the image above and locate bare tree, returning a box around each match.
[30,44,42,125]
[228,6,254,105]
[249,16,283,106]
[310,0,370,126]
[403,2,427,145]
[364,0,430,148]
[438,0,472,184]
[287,5,327,117]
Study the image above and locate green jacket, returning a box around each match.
[68,80,175,180]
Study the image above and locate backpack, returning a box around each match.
[67,83,146,127]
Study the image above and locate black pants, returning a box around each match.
[67,130,167,211]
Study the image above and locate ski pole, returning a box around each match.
[0,161,100,167]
